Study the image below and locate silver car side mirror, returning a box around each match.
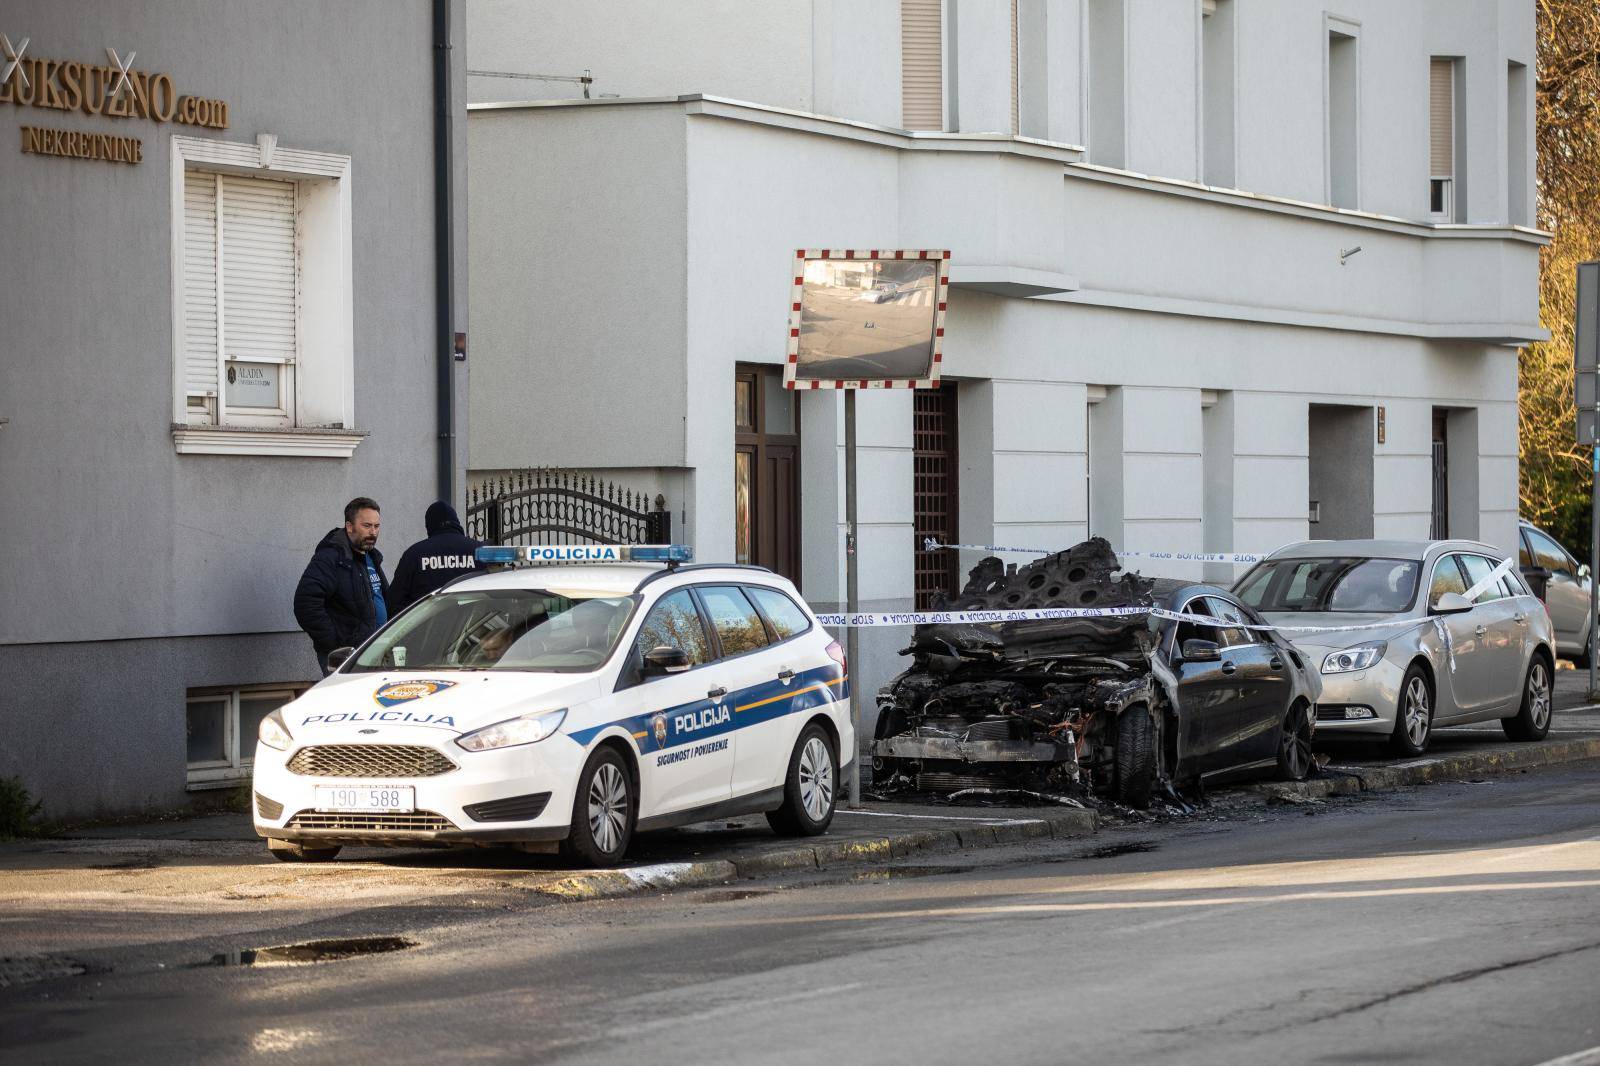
[1580,564,1592,582]
[1431,592,1473,615]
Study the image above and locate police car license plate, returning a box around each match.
[313,786,415,813]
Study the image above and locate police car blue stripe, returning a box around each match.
[564,664,845,752]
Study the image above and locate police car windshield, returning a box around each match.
[351,589,636,673]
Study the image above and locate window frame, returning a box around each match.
[1426,552,1470,608]
[185,684,308,790]
[689,584,776,663]
[744,583,814,645]
[169,134,361,458]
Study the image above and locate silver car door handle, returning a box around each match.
[1474,625,1487,637]
[1513,614,1527,626]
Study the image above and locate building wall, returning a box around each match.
[0,0,464,818]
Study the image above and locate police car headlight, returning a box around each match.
[455,709,568,752]
[1321,641,1387,675]
[258,710,294,751]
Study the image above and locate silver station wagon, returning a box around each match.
[1233,540,1556,756]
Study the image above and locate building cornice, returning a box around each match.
[469,94,1550,245]
[1065,163,1551,245]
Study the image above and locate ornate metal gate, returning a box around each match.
[466,469,671,546]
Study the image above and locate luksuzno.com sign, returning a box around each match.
[1,44,229,129]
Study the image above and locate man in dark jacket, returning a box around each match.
[388,501,486,613]
[293,497,390,674]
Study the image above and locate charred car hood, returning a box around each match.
[281,671,603,741]
[910,539,1156,662]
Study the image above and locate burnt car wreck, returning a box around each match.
[872,539,1319,808]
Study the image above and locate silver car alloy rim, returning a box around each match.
[1529,663,1551,730]
[799,737,834,822]
[1405,676,1431,747]
[587,762,629,854]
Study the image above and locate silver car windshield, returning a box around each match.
[351,589,636,673]
[1235,557,1420,614]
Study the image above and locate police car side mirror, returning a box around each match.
[326,646,356,671]
[641,645,691,677]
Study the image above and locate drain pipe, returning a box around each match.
[432,0,456,504]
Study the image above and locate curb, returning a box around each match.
[532,808,1097,901]
[1251,735,1600,804]
[530,737,1600,903]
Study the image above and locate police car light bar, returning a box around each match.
[475,544,694,566]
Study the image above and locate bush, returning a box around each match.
[0,776,44,839]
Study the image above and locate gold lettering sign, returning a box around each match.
[2,52,228,129]
[21,124,142,164]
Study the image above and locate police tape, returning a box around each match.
[921,538,1267,565]
[815,606,1430,634]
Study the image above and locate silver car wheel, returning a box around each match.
[587,762,629,855]
[1404,676,1431,747]
[799,736,834,822]
[1528,661,1551,731]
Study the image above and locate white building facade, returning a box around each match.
[465,0,1543,710]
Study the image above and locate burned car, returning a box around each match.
[872,540,1320,807]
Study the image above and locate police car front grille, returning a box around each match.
[287,745,457,778]
[287,811,457,832]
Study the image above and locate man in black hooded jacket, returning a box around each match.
[293,497,390,674]
[387,501,486,614]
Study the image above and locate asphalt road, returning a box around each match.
[4,762,1599,1064]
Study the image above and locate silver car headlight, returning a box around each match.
[455,708,568,752]
[1322,641,1387,675]
[259,709,294,751]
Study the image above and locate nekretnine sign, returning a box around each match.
[1,48,229,129]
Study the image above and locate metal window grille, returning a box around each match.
[914,384,960,610]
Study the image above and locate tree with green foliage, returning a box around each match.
[1520,0,1600,558]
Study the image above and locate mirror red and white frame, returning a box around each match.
[783,248,951,390]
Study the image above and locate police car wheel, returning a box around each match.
[561,747,635,866]
[267,839,342,863]
[766,723,837,837]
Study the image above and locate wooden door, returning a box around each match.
[735,366,801,585]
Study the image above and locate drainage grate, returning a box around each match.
[207,936,417,968]
[287,810,455,832]
[287,744,457,778]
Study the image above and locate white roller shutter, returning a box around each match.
[182,172,219,398]
[1430,58,1454,178]
[902,0,943,131]
[220,174,297,360]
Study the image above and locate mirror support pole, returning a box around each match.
[845,388,861,808]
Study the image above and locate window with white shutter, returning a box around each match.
[901,0,943,131]
[171,135,356,458]
[1429,57,1456,219]
[181,171,298,426]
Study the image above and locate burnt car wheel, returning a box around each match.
[1501,656,1553,742]
[1389,665,1433,757]
[1113,706,1156,809]
[267,839,342,863]
[561,746,635,867]
[1276,702,1314,781]
[767,722,837,836]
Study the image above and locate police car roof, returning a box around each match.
[446,562,792,597]
[449,563,663,596]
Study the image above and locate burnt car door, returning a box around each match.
[1166,596,1239,774]
[1205,594,1293,767]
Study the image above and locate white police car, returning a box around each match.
[251,545,851,866]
